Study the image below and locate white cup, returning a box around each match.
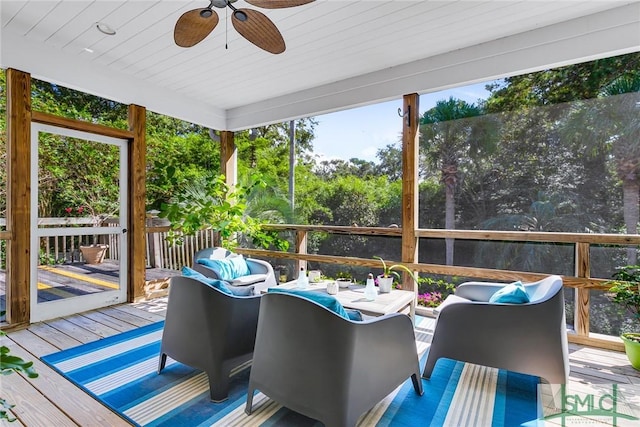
[327,281,339,295]
[308,270,322,283]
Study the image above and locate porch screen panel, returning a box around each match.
[35,131,123,304]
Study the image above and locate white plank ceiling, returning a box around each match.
[1,1,639,130]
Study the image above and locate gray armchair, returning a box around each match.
[423,275,569,384]
[192,247,276,294]
[245,292,423,427]
[158,276,261,402]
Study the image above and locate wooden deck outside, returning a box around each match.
[0,264,180,322]
[3,297,640,426]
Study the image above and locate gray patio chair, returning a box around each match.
[158,276,261,402]
[192,247,276,293]
[245,292,423,427]
[422,275,569,384]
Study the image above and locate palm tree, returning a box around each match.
[599,76,640,264]
[420,97,498,265]
[563,74,640,264]
[475,192,587,273]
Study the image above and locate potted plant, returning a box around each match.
[79,212,111,264]
[607,265,640,370]
[335,271,353,288]
[373,256,419,293]
[79,243,109,264]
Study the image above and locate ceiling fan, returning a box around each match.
[174,0,314,54]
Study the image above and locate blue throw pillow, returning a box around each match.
[229,255,251,277]
[196,256,250,280]
[489,281,530,304]
[268,288,361,321]
[346,309,363,321]
[181,266,233,296]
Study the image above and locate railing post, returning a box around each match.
[401,93,420,301]
[6,68,32,325]
[220,131,237,189]
[574,242,591,337]
[146,218,162,268]
[128,104,147,301]
[296,230,307,275]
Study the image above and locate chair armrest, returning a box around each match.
[455,281,508,301]
[246,258,270,275]
[191,263,222,280]
[352,314,419,371]
[246,258,276,288]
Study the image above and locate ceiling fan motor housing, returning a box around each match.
[211,0,238,8]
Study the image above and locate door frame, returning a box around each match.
[29,123,128,322]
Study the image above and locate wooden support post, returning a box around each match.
[401,93,420,296]
[220,131,237,188]
[296,230,308,277]
[6,68,32,325]
[574,242,591,336]
[128,104,147,301]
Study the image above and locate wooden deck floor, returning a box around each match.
[3,298,640,426]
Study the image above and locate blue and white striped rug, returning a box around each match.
[41,318,540,426]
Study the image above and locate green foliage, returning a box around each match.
[1,311,39,423]
[416,276,457,307]
[335,271,354,280]
[0,346,38,379]
[160,173,288,251]
[39,248,60,266]
[608,265,640,325]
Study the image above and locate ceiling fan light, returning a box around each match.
[200,8,214,18]
[234,10,248,21]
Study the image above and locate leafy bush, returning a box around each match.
[160,173,289,251]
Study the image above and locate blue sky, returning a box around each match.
[312,81,494,162]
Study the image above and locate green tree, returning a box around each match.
[420,97,498,265]
[160,173,288,251]
[599,76,640,258]
[475,193,585,273]
[375,143,403,181]
[560,74,640,264]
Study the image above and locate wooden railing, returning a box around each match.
[144,226,219,270]
[234,224,640,352]
[30,218,218,270]
[5,217,639,350]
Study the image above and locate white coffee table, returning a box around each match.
[274,280,416,321]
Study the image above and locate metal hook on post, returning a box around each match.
[397,106,411,127]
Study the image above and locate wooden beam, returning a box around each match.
[262,224,640,245]
[401,93,420,293]
[568,333,624,352]
[220,131,237,188]
[32,111,134,139]
[295,230,308,275]
[416,228,640,244]
[574,242,591,336]
[6,68,31,325]
[128,105,146,302]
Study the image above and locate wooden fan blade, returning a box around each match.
[245,0,315,9]
[232,9,285,54]
[174,8,219,48]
